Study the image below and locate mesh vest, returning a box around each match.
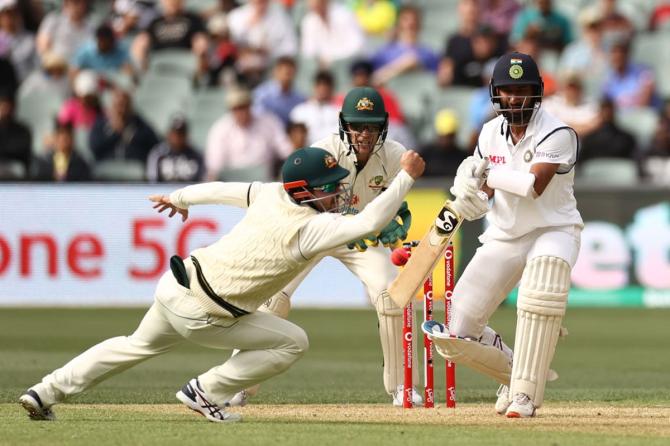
[189,183,316,316]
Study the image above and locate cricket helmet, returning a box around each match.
[282,147,351,212]
[339,86,389,153]
[489,52,544,126]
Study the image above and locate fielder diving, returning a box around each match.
[422,52,582,418]
[19,147,429,423]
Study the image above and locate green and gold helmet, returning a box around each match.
[339,86,389,154]
[282,147,352,213]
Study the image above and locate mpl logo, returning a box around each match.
[489,155,506,165]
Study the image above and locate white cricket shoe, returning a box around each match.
[505,392,536,418]
[176,378,241,423]
[392,384,424,407]
[19,389,56,421]
[495,384,511,415]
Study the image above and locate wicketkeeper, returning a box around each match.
[19,147,425,423]
[424,52,583,417]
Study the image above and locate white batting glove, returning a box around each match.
[450,156,489,199]
[451,191,489,221]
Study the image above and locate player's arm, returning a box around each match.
[299,152,425,259]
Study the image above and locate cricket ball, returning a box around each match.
[390,248,410,266]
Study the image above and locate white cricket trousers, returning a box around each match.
[32,271,309,407]
[450,226,582,338]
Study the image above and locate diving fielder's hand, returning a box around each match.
[149,195,189,222]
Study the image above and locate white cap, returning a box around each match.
[74,70,99,97]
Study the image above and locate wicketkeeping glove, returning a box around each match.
[377,201,412,247]
[347,234,379,252]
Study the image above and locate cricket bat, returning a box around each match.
[387,158,489,308]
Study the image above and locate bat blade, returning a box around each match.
[387,201,462,308]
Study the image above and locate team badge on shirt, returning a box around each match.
[368,175,384,190]
[356,97,375,111]
[509,65,524,79]
[523,150,533,162]
[324,155,337,168]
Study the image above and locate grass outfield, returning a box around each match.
[1,307,669,445]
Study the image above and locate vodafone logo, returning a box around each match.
[404,332,413,342]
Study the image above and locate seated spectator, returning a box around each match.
[649,1,670,31]
[557,7,608,96]
[131,0,209,75]
[57,70,101,129]
[0,54,17,97]
[72,23,134,78]
[0,89,31,176]
[35,0,94,63]
[335,58,415,149]
[419,109,467,178]
[478,0,521,39]
[300,0,365,67]
[542,73,599,137]
[594,0,634,49]
[253,56,305,126]
[510,0,573,52]
[205,86,292,180]
[89,86,159,163]
[289,70,339,144]
[370,5,439,85]
[201,0,239,21]
[17,51,69,99]
[146,114,204,182]
[205,13,237,87]
[0,0,37,82]
[602,38,661,110]
[351,0,397,36]
[112,0,159,40]
[513,35,557,96]
[286,121,307,150]
[579,97,636,164]
[33,120,91,181]
[438,0,482,87]
[227,0,297,86]
[641,117,670,184]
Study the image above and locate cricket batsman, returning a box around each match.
[19,147,426,423]
[423,52,583,417]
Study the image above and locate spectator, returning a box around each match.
[440,23,503,88]
[0,54,17,97]
[286,121,307,150]
[72,23,134,78]
[205,86,292,180]
[513,35,557,96]
[300,0,365,66]
[649,1,670,31]
[419,109,467,178]
[0,89,31,176]
[510,0,573,52]
[602,38,661,110]
[558,7,608,95]
[57,70,101,129]
[289,70,339,144]
[227,0,297,86]
[35,0,94,62]
[201,0,239,21]
[0,0,37,81]
[579,97,636,164]
[253,56,305,126]
[438,0,481,87]
[543,73,599,137]
[146,114,204,182]
[335,58,415,149]
[17,51,69,99]
[205,13,237,87]
[351,0,397,36]
[478,0,521,38]
[112,0,159,40]
[370,5,439,85]
[641,117,670,184]
[131,0,209,75]
[594,0,634,49]
[89,86,159,163]
[33,120,91,181]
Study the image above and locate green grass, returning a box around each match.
[1,307,669,445]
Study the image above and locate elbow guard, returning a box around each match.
[486,170,536,198]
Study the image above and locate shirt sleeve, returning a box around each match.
[169,181,262,209]
[297,170,415,259]
[533,127,578,173]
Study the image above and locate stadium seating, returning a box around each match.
[616,107,660,150]
[94,160,146,182]
[217,165,271,183]
[579,158,639,186]
[0,161,26,181]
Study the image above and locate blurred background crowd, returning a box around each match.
[0,0,669,185]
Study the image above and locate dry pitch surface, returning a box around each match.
[53,402,670,436]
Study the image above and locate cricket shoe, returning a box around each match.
[495,384,511,415]
[176,378,241,423]
[505,392,536,418]
[226,383,260,407]
[19,389,56,421]
[392,384,424,407]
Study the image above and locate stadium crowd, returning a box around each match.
[0,0,669,185]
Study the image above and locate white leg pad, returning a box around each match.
[258,291,291,319]
[429,332,512,385]
[510,256,570,408]
[374,291,419,394]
